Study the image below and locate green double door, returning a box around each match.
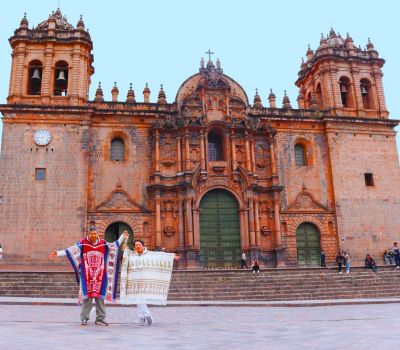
[200,190,242,268]
[296,223,321,266]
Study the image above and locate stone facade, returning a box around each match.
[0,11,399,267]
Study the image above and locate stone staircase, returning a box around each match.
[1,267,400,301]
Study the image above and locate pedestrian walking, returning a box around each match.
[0,244,3,261]
[241,250,248,269]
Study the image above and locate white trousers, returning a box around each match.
[137,303,152,319]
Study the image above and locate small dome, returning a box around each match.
[35,8,75,31]
[253,89,263,108]
[126,83,136,103]
[20,13,29,28]
[326,28,344,47]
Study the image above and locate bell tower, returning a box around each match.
[7,10,94,105]
[295,29,388,118]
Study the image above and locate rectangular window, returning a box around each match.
[364,173,374,187]
[35,168,46,181]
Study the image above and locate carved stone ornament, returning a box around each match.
[163,226,175,237]
[261,226,272,236]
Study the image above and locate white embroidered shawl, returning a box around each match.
[120,248,174,305]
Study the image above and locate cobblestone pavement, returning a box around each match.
[0,304,399,350]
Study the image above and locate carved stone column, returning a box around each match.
[155,191,161,249]
[269,139,277,175]
[231,129,237,170]
[251,138,256,173]
[192,208,200,249]
[248,198,256,247]
[184,129,190,170]
[274,193,286,267]
[254,199,261,246]
[185,197,193,248]
[154,129,160,173]
[245,131,251,171]
[177,136,182,172]
[200,129,205,169]
[240,209,249,249]
[178,198,184,249]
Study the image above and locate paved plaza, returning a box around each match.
[0,303,399,349]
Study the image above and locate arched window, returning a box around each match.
[110,138,125,161]
[339,77,352,108]
[306,92,312,109]
[208,131,223,161]
[54,61,69,96]
[28,60,43,95]
[294,144,306,166]
[360,79,374,109]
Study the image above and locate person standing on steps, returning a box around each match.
[241,250,248,269]
[0,244,3,261]
[49,226,128,326]
[320,249,326,267]
[391,242,400,268]
[343,251,350,273]
[335,251,345,273]
[120,237,180,326]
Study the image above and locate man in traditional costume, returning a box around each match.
[50,226,128,326]
[120,237,178,326]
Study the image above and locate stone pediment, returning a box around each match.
[95,190,147,213]
[286,191,328,212]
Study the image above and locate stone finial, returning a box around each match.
[216,58,221,69]
[200,57,205,69]
[143,83,150,103]
[111,82,119,102]
[366,37,375,50]
[253,89,263,108]
[94,82,104,102]
[306,44,314,61]
[300,57,307,70]
[282,90,292,109]
[77,15,85,30]
[297,93,305,109]
[20,13,29,28]
[268,89,277,108]
[126,83,136,103]
[157,84,167,104]
[344,32,355,50]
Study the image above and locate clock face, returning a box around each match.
[34,130,51,146]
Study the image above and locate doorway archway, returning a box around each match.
[105,221,133,249]
[296,222,321,266]
[199,189,241,268]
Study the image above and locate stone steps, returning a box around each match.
[1,267,399,301]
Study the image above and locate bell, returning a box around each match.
[361,85,368,95]
[56,70,66,82]
[31,68,41,81]
[340,84,347,93]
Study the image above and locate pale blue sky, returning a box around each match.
[0,0,399,152]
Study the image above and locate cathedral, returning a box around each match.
[1,9,399,268]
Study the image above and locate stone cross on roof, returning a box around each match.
[205,49,214,61]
